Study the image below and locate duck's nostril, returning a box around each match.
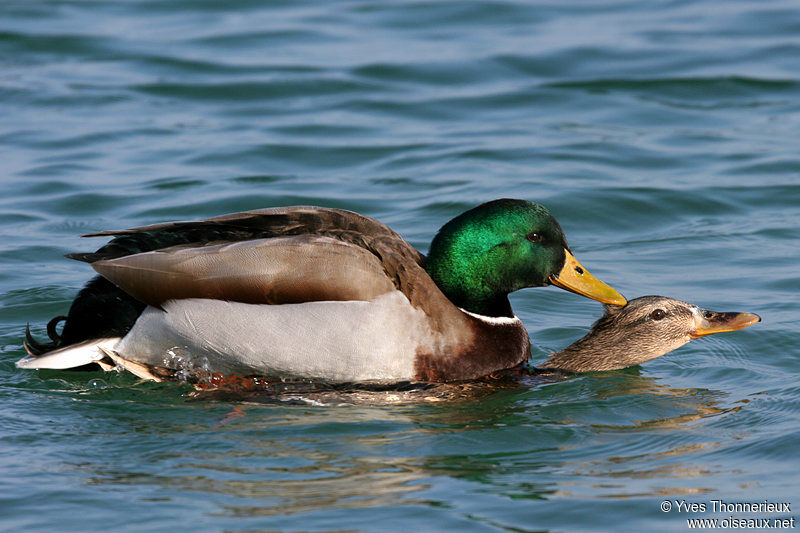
[575,266,584,275]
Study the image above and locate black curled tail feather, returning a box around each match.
[47,315,67,342]
[24,315,68,356]
[24,324,54,356]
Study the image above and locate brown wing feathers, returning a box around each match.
[91,236,398,307]
[73,207,432,308]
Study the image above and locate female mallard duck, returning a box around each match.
[17,199,626,382]
[539,295,760,372]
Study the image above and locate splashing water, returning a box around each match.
[162,346,211,384]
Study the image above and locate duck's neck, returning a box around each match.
[458,294,514,318]
[541,323,657,372]
[425,252,513,318]
[542,336,611,372]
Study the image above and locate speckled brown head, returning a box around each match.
[541,295,761,372]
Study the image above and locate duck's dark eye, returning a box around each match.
[704,311,713,319]
[651,309,666,321]
[526,232,542,243]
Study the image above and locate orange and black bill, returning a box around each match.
[549,249,627,306]
[690,308,761,338]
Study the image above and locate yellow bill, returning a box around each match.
[549,249,627,306]
[690,309,761,338]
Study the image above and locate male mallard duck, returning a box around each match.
[18,199,626,382]
[539,295,760,372]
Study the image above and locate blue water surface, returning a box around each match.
[1,1,798,531]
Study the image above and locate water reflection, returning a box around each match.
[66,369,744,520]
[88,453,433,517]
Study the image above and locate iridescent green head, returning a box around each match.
[425,199,626,317]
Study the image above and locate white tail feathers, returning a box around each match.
[16,338,121,370]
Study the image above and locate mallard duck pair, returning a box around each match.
[17,200,759,382]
